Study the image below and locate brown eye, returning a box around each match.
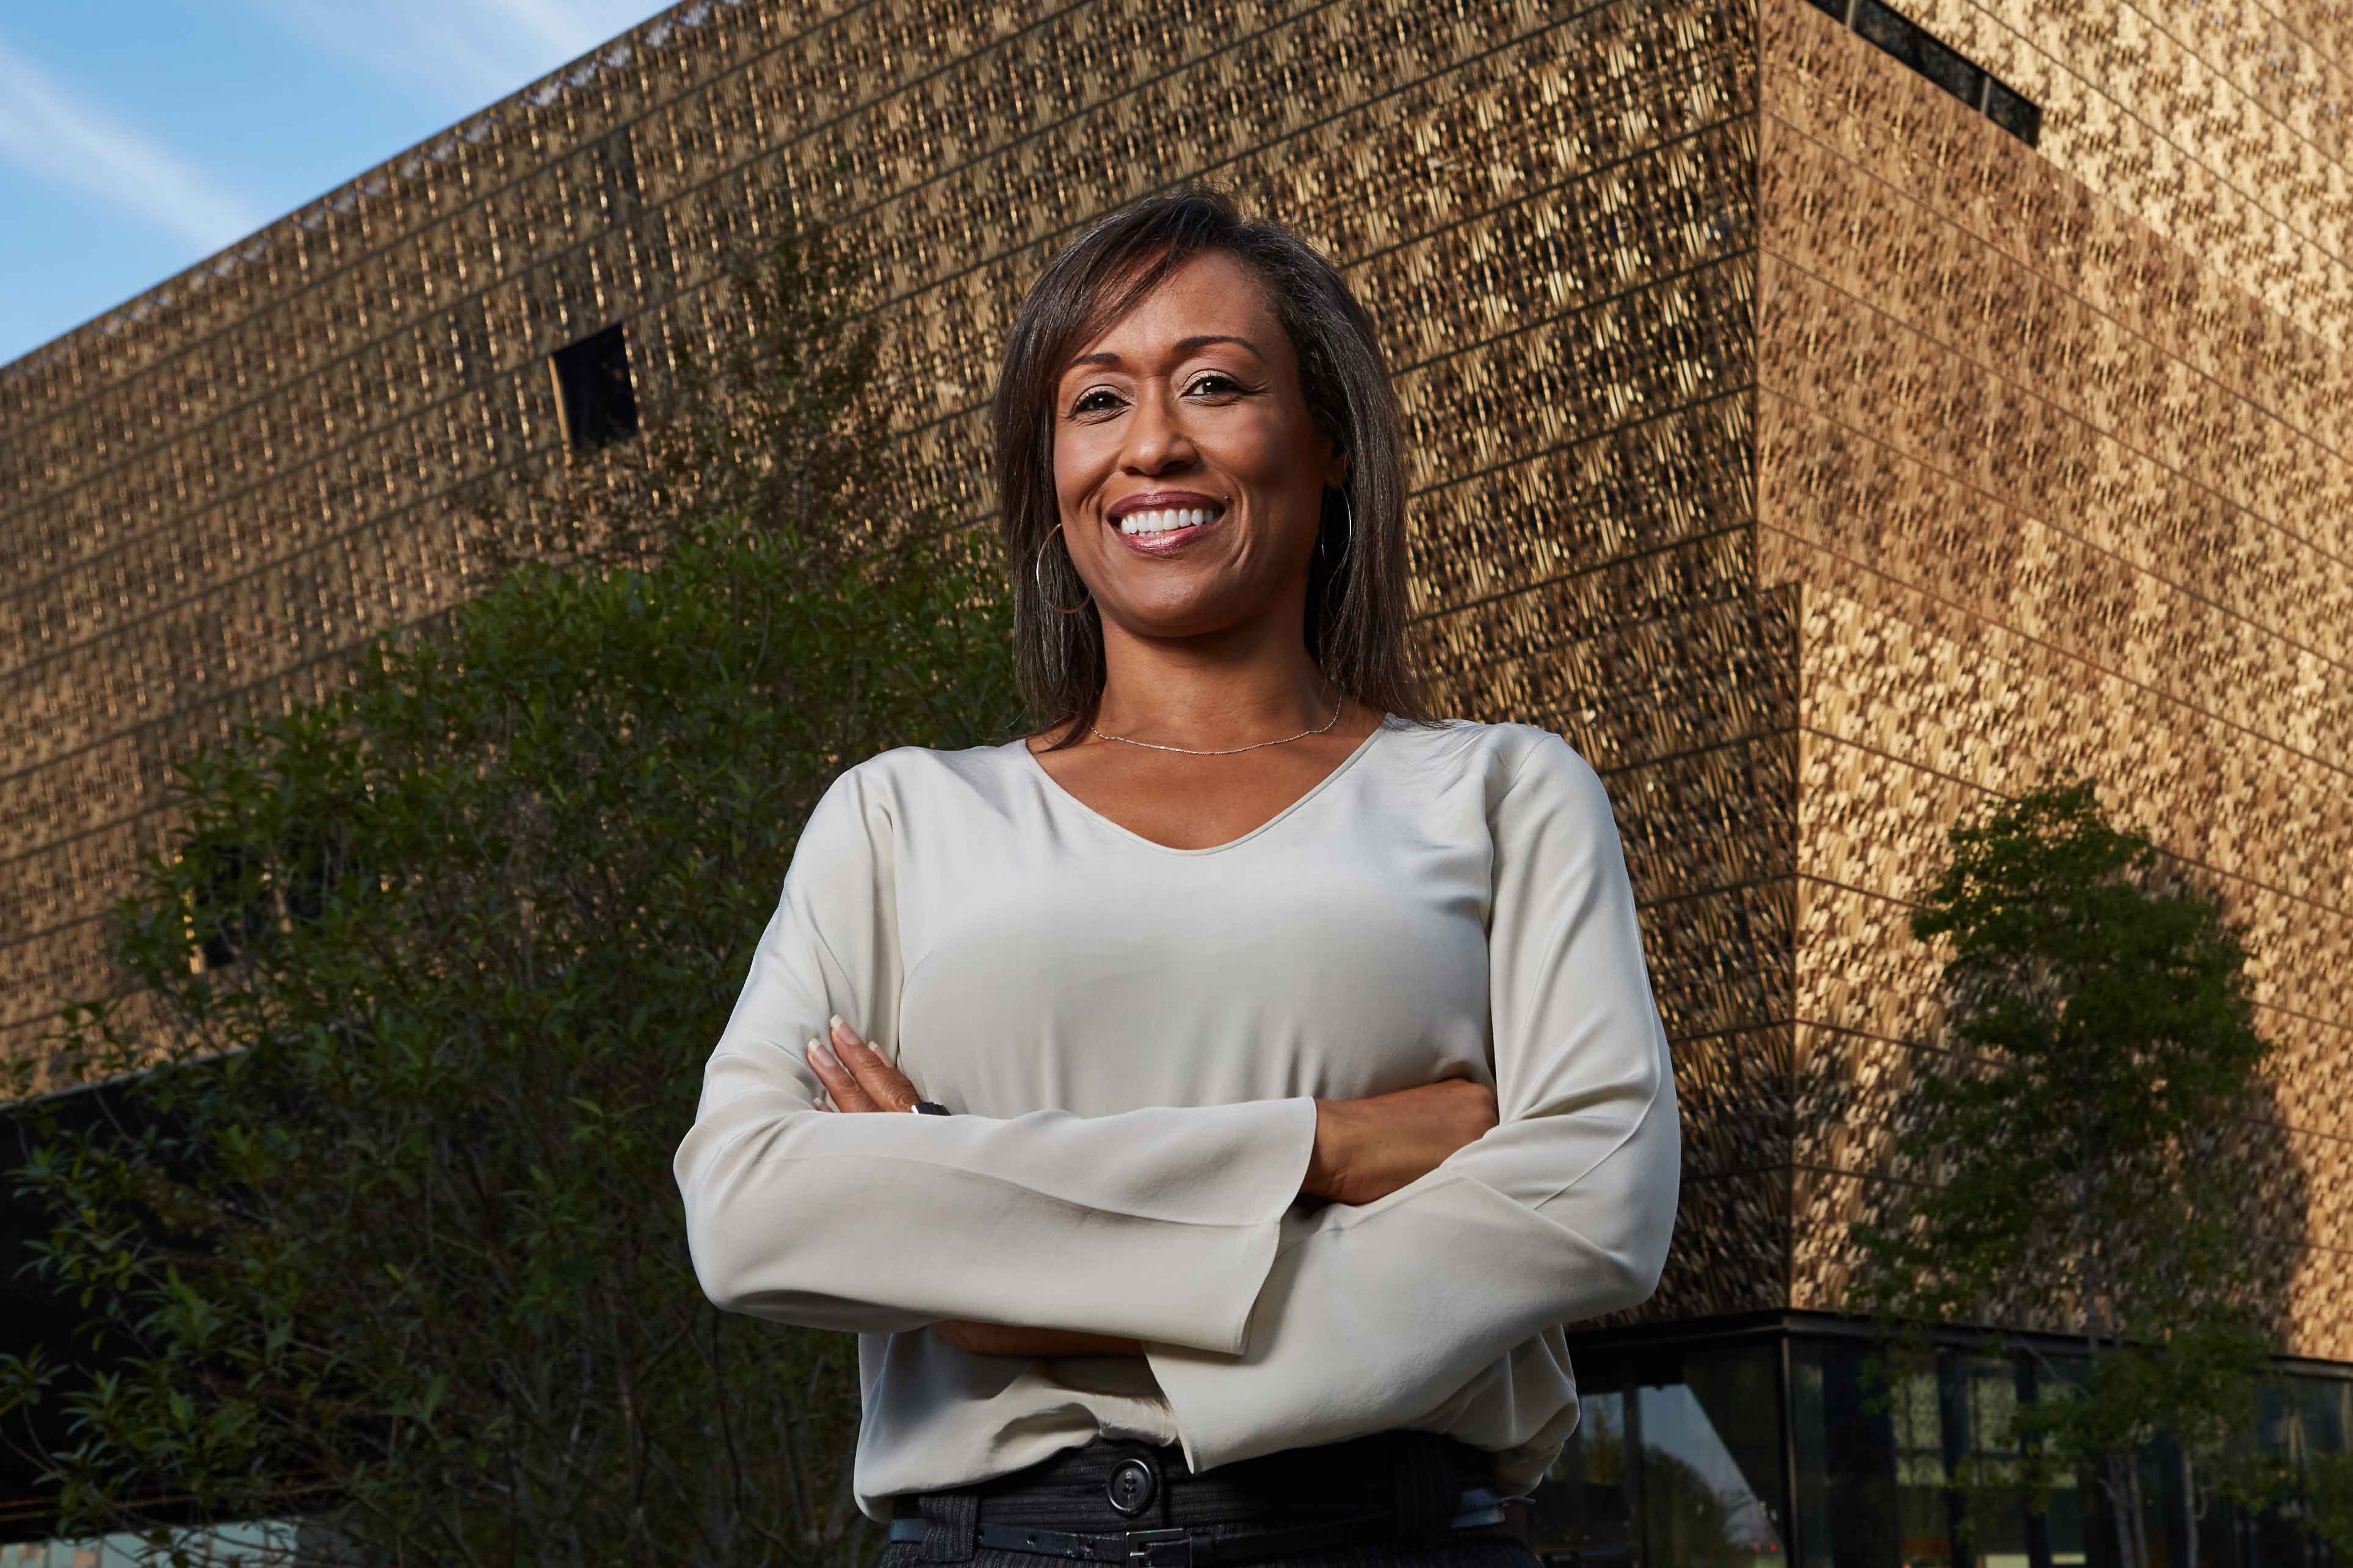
[1070,388,1122,416]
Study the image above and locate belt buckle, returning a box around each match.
[1122,1526,1205,1566]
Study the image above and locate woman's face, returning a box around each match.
[1050,249,1344,641]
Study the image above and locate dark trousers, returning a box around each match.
[879,1429,1542,1567]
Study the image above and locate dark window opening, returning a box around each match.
[1907,25,1985,109]
[549,322,640,452]
[1982,78,2043,146]
[1809,0,2041,147]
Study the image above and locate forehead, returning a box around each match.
[1064,250,1285,367]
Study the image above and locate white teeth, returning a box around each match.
[1118,506,1218,537]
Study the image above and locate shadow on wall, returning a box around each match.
[1799,839,2319,1568]
[1815,1022,2313,1354]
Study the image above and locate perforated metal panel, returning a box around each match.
[1758,0,2350,1362]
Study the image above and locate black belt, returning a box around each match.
[887,1498,1507,1564]
[889,1491,1507,1564]
[885,1431,1514,1566]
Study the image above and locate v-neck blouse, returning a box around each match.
[1012,717,1393,855]
[672,716,1681,1522]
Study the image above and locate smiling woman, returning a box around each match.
[672,187,1681,1567]
[992,192,1418,749]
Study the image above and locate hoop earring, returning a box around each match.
[1318,490,1354,568]
[1034,521,1093,615]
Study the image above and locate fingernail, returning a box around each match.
[806,1038,839,1070]
[829,1014,856,1043]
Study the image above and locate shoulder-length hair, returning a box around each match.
[990,186,1437,748]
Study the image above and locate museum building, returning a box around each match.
[2,0,2347,1563]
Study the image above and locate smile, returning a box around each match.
[1117,505,1220,537]
[1106,493,1228,555]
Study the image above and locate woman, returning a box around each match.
[672,187,1680,1566]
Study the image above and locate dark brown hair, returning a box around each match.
[990,186,1437,748]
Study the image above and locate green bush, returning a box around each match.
[1,508,1020,1567]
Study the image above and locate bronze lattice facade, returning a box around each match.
[1759,0,2349,1368]
[2,0,2344,1390]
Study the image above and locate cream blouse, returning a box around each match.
[672,715,1680,1523]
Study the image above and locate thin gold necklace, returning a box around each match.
[1090,692,1346,756]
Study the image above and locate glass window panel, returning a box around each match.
[2275,1376,2353,1568]
[1949,1356,2032,1568]
[1891,1358,1954,1568]
[1529,1381,1643,1567]
[2024,1354,2100,1568]
[2299,1372,2349,1455]
[2137,1439,2188,1568]
[1636,1345,1789,1568]
[2221,1387,2279,1568]
[1793,1339,1916,1568]
[2039,1462,2092,1568]
[1791,1344,1836,1568]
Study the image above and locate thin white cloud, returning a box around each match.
[241,0,670,115]
[238,0,524,108]
[479,0,685,76]
[0,40,267,251]
[480,0,637,62]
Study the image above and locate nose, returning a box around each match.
[1118,382,1197,475]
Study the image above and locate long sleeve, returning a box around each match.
[1143,733,1680,1473]
[672,761,1320,1353]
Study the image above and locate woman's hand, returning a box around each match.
[1304,1077,1498,1207]
[805,1017,1148,1359]
[801,1016,926,1113]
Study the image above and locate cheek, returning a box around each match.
[1051,432,1113,515]
[1211,408,1321,493]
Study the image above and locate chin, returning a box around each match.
[1104,590,1253,640]
[1117,609,1238,641]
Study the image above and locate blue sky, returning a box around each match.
[0,0,676,368]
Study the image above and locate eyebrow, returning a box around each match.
[1063,334,1266,372]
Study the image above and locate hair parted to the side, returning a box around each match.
[990,184,1439,748]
